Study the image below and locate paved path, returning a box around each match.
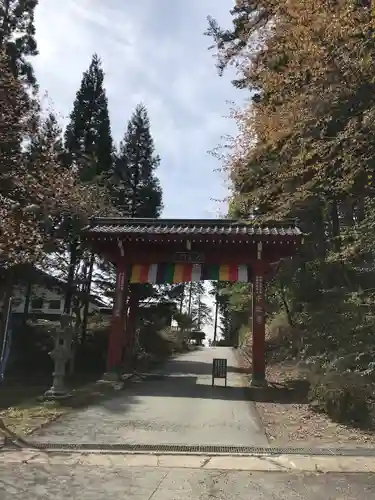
[1,459,375,499]
[32,347,267,446]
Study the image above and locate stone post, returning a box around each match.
[44,313,73,399]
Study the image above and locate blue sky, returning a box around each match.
[34,0,242,219]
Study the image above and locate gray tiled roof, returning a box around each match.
[83,218,302,238]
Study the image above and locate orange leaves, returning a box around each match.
[210,0,375,220]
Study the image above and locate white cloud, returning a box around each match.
[34,0,243,328]
[34,0,242,218]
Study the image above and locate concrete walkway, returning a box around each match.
[2,452,375,500]
[6,349,375,498]
[31,347,267,447]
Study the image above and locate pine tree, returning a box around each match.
[111,103,163,352]
[27,112,64,167]
[0,0,39,88]
[111,103,162,364]
[64,53,113,181]
[112,104,162,217]
[184,282,211,328]
[63,54,114,316]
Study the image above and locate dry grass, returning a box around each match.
[237,349,375,448]
[0,377,126,438]
[1,403,67,436]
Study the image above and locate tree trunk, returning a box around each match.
[278,281,294,327]
[341,199,354,227]
[64,238,79,314]
[0,269,14,352]
[213,295,219,344]
[188,282,193,316]
[179,284,184,314]
[197,294,202,330]
[0,1,10,47]
[355,197,365,222]
[126,291,140,371]
[22,280,32,326]
[330,199,341,252]
[329,199,354,289]
[81,252,95,346]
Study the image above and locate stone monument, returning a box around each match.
[44,313,73,399]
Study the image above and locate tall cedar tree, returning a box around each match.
[64,53,113,181]
[0,0,38,88]
[112,104,162,217]
[111,104,162,352]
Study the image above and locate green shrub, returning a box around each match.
[308,371,375,427]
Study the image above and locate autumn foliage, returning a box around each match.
[0,51,115,265]
[209,0,374,219]
[209,0,375,421]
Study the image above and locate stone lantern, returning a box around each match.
[44,313,73,399]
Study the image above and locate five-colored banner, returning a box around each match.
[128,263,252,284]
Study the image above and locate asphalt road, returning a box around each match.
[1,462,375,500]
[32,347,267,447]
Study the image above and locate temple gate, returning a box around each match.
[82,218,303,386]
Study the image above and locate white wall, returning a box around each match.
[0,284,100,316]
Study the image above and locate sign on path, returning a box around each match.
[212,358,228,387]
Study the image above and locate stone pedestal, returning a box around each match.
[44,314,73,400]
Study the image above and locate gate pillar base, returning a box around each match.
[101,371,121,382]
[251,375,267,388]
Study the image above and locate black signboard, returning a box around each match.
[173,252,204,263]
[212,358,228,387]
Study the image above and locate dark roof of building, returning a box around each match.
[83,218,302,238]
[12,264,106,307]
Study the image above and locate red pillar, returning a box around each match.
[125,289,139,370]
[106,260,127,375]
[252,244,266,386]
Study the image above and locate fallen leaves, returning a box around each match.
[261,360,375,447]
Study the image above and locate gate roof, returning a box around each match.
[83,217,302,241]
[82,217,303,264]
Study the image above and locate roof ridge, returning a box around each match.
[88,217,299,227]
[83,221,302,237]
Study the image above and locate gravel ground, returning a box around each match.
[237,351,375,449]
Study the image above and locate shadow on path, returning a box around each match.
[126,376,245,401]
[247,380,310,404]
[163,359,247,376]
[118,375,309,404]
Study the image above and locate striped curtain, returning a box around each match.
[129,263,252,284]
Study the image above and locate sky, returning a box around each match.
[34,0,241,220]
[33,0,242,341]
